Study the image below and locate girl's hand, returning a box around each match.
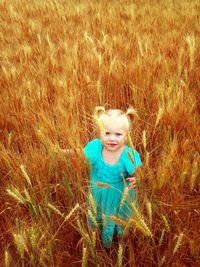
[126,176,137,190]
[62,149,69,153]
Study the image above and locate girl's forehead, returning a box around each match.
[103,123,127,133]
[100,115,129,132]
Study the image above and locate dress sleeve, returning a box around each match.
[124,147,142,176]
[83,139,102,165]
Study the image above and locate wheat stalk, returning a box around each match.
[64,203,80,222]
[13,233,28,260]
[190,174,196,191]
[89,194,97,215]
[155,105,164,127]
[161,215,170,232]
[2,65,8,79]
[173,232,184,255]
[159,256,166,266]
[130,218,152,237]
[47,203,64,217]
[185,35,195,71]
[82,246,87,267]
[142,130,147,150]
[77,220,92,246]
[4,248,11,267]
[39,248,47,267]
[145,151,150,167]
[110,216,126,227]
[180,171,187,186]
[127,133,135,151]
[131,202,141,218]
[29,226,38,251]
[189,239,197,258]
[7,187,25,205]
[23,188,31,203]
[95,182,111,188]
[119,186,129,209]
[145,199,152,226]
[92,231,96,249]
[130,203,152,237]
[159,229,165,246]
[126,151,135,164]
[117,243,123,267]
[190,161,198,191]
[102,213,107,230]
[88,209,98,228]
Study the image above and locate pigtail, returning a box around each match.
[94,106,105,119]
[126,107,138,122]
[93,106,106,133]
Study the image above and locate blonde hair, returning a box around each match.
[94,106,137,132]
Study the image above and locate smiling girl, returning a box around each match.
[83,107,142,248]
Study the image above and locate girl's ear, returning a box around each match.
[126,106,138,122]
[94,106,105,119]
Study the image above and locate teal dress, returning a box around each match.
[83,139,142,248]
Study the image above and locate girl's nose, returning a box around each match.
[108,134,115,141]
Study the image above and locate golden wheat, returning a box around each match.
[4,249,11,267]
[173,232,184,255]
[130,218,152,238]
[95,182,111,188]
[145,199,152,226]
[131,202,141,218]
[13,233,28,259]
[161,215,171,232]
[159,256,166,266]
[145,151,150,167]
[7,187,25,205]
[1,0,200,265]
[47,203,64,217]
[89,193,97,215]
[117,243,123,267]
[64,203,80,222]
[77,220,92,246]
[29,226,38,251]
[119,186,129,209]
[102,213,107,230]
[185,35,196,71]
[127,133,135,151]
[88,209,98,228]
[82,246,87,267]
[127,151,135,164]
[142,130,147,151]
[110,216,126,227]
[159,229,165,246]
[92,231,96,249]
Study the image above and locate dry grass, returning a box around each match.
[0,0,200,266]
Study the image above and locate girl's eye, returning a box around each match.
[105,132,110,135]
[116,133,122,136]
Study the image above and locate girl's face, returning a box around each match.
[100,123,127,152]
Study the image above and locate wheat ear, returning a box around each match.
[117,243,123,267]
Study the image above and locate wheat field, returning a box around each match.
[0,0,200,266]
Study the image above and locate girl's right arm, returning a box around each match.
[61,139,101,163]
[62,148,81,154]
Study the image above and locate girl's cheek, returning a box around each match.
[118,137,124,143]
[122,137,127,143]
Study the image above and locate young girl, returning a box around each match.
[83,106,142,248]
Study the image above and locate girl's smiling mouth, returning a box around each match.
[108,143,117,147]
